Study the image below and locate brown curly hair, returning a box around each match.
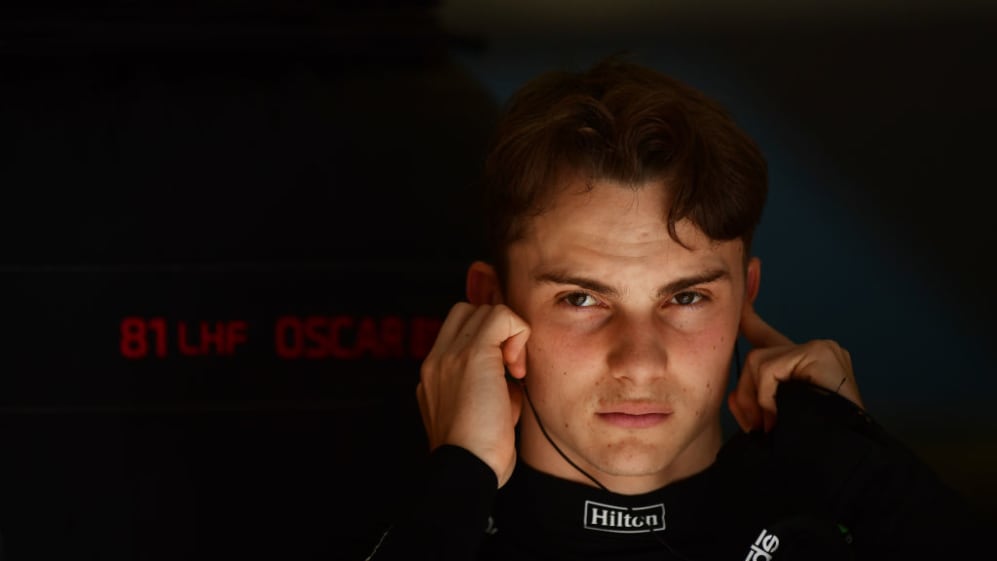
[482,56,768,281]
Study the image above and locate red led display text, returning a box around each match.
[120,315,441,360]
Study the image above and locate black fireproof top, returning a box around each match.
[368,382,989,560]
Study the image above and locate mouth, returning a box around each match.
[596,403,672,429]
[596,412,670,428]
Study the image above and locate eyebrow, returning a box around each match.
[534,268,731,299]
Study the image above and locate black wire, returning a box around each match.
[520,383,610,492]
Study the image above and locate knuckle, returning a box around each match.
[743,349,764,370]
[438,304,471,337]
[448,301,472,317]
[419,359,437,382]
[812,338,841,353]
[490,303,520,324]
[487,304,512,326]
[734,387,756,408]
[438,351,463,374]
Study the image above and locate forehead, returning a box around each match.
[507,178,744,276]
[518,178,710,250]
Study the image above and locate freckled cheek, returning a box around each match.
[691,314,738,356]
[678,324,737,398]
[523,327,599,413]
[525,324,594,371]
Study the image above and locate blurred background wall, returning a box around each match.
[2,1,994,559]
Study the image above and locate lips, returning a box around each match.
[596,402,672,429]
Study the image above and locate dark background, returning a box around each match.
[2,1,995,559]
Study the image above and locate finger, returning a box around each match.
[502,328,530,379]
[812,341,863,408]
[753,340,846,393]
[431,302,478,350]
[755,367,785,432]
[727,392,751,433]
[732,344,795,431]
[472,305,530,363]
[833,345,863,408]
[743,345,800,427]
[731,361,763,432]
[740,305,793,349]
[424,303,483,367]
[456,304,499,348]
[415,382,435,446]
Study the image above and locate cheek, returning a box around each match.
[699,326,737,366]
[524,316,594,368]
[523,325,600,404]
[676,323,738,392]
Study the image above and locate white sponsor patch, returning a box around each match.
[583,500,666,534]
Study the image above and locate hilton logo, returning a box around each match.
[583,500,666,534]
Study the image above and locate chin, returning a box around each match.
[588,440,679,479]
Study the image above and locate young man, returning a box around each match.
[367,58,985,560]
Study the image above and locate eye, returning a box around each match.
[563,292,599,308]
[671,291,704,306]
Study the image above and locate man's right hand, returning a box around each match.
[416,303,531,488]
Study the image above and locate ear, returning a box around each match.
[466,261,503,305]
[744,257,761,306]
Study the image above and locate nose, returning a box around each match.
[606,315,668,384]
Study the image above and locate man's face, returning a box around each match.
[501,177,753,494]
